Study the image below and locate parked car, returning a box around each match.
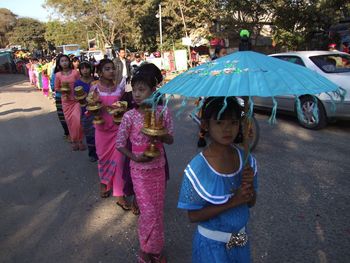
[253,51,350,129]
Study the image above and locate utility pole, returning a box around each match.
[159,4,163,55]
[178,1,192,68]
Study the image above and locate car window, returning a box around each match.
[309,54,350,73]
[272,56,305,66]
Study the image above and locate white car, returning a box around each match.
[253,51,350,129]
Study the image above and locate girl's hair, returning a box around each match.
[131,63,163,89]
[97,58,114,73]
[78,61,93,75]
[202,97,242,121]
[197,97,243,147]
[55,54,72,73]
[72,56,80,63]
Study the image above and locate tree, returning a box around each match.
[217,0,274,45]
[45,21,88,49]
[6,18,46,50]
[0,8,17,48]
[44,0,131,50]
[160,0,219,50]
[271,0,350,50]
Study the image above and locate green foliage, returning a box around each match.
[0,8,17,47]
[45,21,88,49]
[6,18,46,50]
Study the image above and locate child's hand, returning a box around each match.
[241,166,254,186]
[133,154,153,163]
[154,134,168,142]
[154,133,173,145]
[230,184,254,206]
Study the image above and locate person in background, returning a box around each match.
[54,55,85,151]
[131,53,144,76]
[212,46,227,61]
[89,59,134,207]
[328,43,337,51]
[113,48,131,85]
[342,42,349,53]
[72,57,80,72]
[74,61,98,162]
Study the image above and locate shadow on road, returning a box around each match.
[0,74,28,88]
[0,107,42,116]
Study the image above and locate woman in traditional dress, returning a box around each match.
[54,55,85,151]
[89,59,133,205]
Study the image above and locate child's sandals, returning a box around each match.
[131,198,140,216]
[138,251,152,263]
[150,254,167,263]
[78,143,87,151]
[71,143,79,151]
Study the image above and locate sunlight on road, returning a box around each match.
[5,191,69,248]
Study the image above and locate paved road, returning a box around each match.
[0,74,349,263]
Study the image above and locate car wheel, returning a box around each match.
[297,95,327,130]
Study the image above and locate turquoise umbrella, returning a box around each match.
[154,51,345,160]
[159,51,342,98]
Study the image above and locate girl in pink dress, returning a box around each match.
[54,55,85,151]
[116,64,174,263]
[90,59,133,207]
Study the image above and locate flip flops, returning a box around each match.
[116,201,132,211]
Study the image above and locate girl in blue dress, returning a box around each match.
[74,61,98,162]
[178,97,258,263]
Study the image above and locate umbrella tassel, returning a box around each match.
[335,87,347,103]
[325,92,337,112]
[247,97,254,119]
[312,95,319,124]
[268,97,278,125]
[155,92,163,109]
[143,91,159,108]
[176,97,188,118]
[191,98,205,119]
[295,96,304,123]
[161,95,172,115]
[217,97,228,120]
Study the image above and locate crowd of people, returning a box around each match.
[23,47,258,263]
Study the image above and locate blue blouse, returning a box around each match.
[178,146,258,233]
[74,79,91,114]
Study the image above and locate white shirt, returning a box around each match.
[121,58,127,77]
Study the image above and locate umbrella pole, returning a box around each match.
[243,96,251,167]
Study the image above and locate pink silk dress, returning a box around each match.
[116,106,174,254]
[54,70,83,143]
[90,79,133,196]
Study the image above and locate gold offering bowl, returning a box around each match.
[86,103,105,125]
[61,82,71,99]
[141,109,168,158]
[74,86,87,107]
[106,101,128,124]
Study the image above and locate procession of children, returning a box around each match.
[25,53,258,263]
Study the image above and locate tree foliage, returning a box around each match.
[0,8,17,47]
[1,1,349,52]
[45,21,88,49]
[6,18,46,50]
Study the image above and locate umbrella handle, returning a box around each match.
[242,96,252,168]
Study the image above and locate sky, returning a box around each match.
[0,0,50,22]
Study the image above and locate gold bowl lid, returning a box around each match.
[75,93,87,100]
[86,103,102,111]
